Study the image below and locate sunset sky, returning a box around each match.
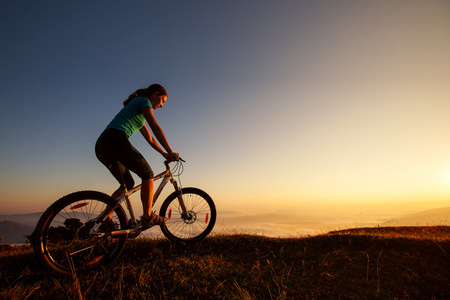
[1,1,449,232]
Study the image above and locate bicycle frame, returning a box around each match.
[90,161,188,236]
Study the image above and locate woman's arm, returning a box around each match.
[141,107,175,156]
[139,124,167,157]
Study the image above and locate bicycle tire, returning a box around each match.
[33,191,128,276]
[159,187,216,243]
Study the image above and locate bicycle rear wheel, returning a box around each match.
[33,191,128,276]
[160,187,216,243]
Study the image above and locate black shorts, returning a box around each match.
[95,128,154,190]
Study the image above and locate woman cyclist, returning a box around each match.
[95,84,179,229]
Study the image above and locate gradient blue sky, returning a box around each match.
[1,1,450,226]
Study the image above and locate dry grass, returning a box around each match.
[1,226,449,299]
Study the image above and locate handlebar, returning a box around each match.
[164,157,185,166]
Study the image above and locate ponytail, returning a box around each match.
[123,84,168,106]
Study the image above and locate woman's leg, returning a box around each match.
[105,187,124,221]
[111,187,124,199]
[140,178,165,227]
[141,178,154,218]
[96,129,157,222]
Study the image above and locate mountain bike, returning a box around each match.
[33,160,216,276]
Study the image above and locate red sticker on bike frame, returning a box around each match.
[86,255,104,266]
[70,202,89,210]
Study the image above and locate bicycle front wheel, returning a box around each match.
[33,191,128,276]
[160,187,216,243]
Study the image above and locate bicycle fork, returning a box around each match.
[171,179,190,219]
[154,174,189,220]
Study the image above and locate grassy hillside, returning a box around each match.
[1,226,449,299]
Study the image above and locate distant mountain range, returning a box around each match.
[0,221,34,244]
[216,206,450,237]
[0,213,42,244]
[381,206,450,226]
[1,207,449,244]
[0,212,42,227]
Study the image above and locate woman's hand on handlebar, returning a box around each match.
[170,152,180,161]
[163,151,180,162]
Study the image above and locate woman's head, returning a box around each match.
[123,84,168,106]
[145,84,167,98]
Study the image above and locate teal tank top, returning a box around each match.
[106,97,152,137]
